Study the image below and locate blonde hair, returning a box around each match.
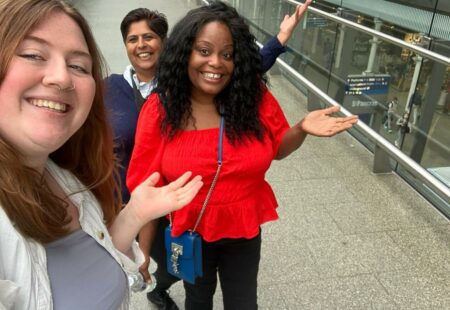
[0,0,121,243]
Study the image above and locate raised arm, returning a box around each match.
[260,0,312,72]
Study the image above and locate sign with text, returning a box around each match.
[343,74,390,114]
[345,74,390,96]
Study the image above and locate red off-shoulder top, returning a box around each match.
[127,90,290,242]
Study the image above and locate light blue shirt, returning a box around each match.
[123,65,157,99]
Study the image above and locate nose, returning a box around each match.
[208,53,222,68]
[137,36,146,49]
[42,58,73,91]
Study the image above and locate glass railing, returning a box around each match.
[224,0,450,216]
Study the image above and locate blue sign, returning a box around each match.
[306,17,327,28]
[345,74,390,95]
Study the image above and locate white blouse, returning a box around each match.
[0,160,144,310]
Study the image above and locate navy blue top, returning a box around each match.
[105,37,285,203]
[104,74,140,203]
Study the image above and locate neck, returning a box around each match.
[190,91,216,107]
[135,68,155,83]
[21,153,47,174]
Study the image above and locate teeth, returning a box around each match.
[30,99,67,112]
[202,72,222,79]
[137,52,151,58]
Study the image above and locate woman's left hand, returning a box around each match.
[299,106,358,137]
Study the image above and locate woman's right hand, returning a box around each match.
[128,171,203,228]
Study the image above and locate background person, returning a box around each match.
[104,2,312,309]
[384,96,398,133]
[127,2,356,309]
[0,1,202,309]
[395,112,411,147]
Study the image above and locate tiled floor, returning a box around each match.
[74,1,450,308]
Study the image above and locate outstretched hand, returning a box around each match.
[129,171,203,225]
[300,106,358,137]
[278,0,312,45]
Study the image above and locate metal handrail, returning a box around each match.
[260,41,450,202]
[204,0,450,201]
[284,0,450,66]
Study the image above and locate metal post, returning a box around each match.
[365,18,382,74]
[335,25,345,69]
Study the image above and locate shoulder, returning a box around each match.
[141,93,164,116]
[105,74,126,85]
[104,74,133,102]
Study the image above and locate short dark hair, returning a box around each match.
[120,8,168,42]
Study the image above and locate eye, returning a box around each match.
[199,48,209,56]
[19,53,45,62]
[69,64,90,74]
[143,34,154,41]
[223,51,233,60]
[127,36,138,44]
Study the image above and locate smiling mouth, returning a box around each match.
[137,52,153,60]
[202,72,223,80]
[30,99,67,113]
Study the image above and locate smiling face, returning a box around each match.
[125,20,162,82]
[0,11,95,170]
[188,21,234,102]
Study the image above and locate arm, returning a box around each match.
[276,106,358,159]
[109,171,203,259]
[277,0,312,45]
[259,0,312,73]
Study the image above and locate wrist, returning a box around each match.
[277,32,289,46]
[122,200,146,231]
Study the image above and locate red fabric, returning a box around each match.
[127,90,290,242]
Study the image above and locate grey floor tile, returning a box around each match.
[376,270,450,309]
[259,236,320,285]
[306,233,413,278]
[272,178,359,206]
[387,225,450,273]
[279,274,398,309]
[327,200,446,234]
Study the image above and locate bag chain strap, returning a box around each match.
[169,106,225,234]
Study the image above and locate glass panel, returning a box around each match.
[234,0,449,213]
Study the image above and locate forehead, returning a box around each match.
[127,20,158,36]
[195,21,233,44]
[26,11,89,53]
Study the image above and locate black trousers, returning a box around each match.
[184,232,261,310]
[150,217,180,291]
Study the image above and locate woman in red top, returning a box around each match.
[127,2,357,309]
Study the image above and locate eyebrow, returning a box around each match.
[23,34,92,59]
[194,40,234,48]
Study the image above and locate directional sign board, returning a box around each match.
[343,74,390,114]
[345,74,390,95]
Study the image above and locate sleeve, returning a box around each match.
[259,36,286,73]
[259,89,290,157]
[0,210,20,310]
[126,93,166,193]
[0,280,20,309]
[114,241,145,274]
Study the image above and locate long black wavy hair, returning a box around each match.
[155,1,267,144]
